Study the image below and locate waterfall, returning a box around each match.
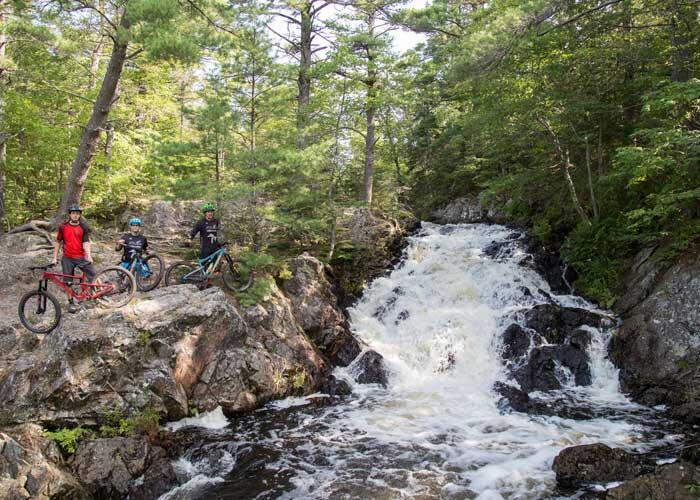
[160,223,676,500]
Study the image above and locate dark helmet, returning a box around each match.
[201,202,216,213]
[67,204,82,213]
[129,217,142,226]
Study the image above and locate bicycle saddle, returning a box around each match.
[29,264,55,270]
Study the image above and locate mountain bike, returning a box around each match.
[120,251,164,292]
[164,243,253,292]
[18,264,136,334]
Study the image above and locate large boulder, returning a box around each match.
[605,462,700,500]
[0,424,86,499]
[610,249,700,413]
[351,350,389,387]
[513,345,591,392]
[552,443,641,488]
[524,304,610,345]
[282,253,361,366]
[70,436,176,500]
[0,284,330,427]
[431,193,506,224]
[330,208,418,298]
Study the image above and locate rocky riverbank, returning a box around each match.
[0,202,414,499]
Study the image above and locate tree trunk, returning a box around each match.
[51,11,130,226]
[669,0,692,82]
[296,1,312,147]
[537,116,591,226]
[363,12,377,207]
[0,0,8,233]
[564,149,591,226]
[585,137,599,219]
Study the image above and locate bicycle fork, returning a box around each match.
[36,279,49,314]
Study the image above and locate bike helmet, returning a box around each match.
[201,202,216,213]
[129,217,142,226]
[67,204,82,213]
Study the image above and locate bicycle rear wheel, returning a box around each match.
[95,266,135,308]
[137,254,164,292]
[222,258,253,292]
[18,290,61,334]
[164,261,201,287]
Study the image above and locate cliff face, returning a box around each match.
[610,248,700,423]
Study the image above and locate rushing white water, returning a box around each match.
[162,223,679,499]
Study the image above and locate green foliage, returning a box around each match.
[43,427,91,454]
[99,407,160,438]
[234,275,275,307]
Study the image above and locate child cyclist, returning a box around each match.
[116,218,150,270]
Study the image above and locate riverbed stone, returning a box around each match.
[71,436,177,500]
[352,350,389,386]
[553,443,641,488]
[524,304,609,344]
[604,462,700,500]
[513,344,591,392]
[0,424,86,499]
[500,324,539,361]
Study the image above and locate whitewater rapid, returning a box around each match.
[160,223,678,499]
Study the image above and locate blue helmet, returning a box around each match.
[67,204,82,213]
[129,217,142,226]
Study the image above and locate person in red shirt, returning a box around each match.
[51,204,96,313]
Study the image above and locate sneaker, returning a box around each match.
[67,303,79,314]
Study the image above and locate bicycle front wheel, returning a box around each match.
[164,261,200,287]
[137,254,164,292]
[18,290,61,334]
[95,266,135,308]
[222,259,253,292]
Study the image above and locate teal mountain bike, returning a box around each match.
[164,243,253,292]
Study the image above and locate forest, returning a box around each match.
[1,0,699,305]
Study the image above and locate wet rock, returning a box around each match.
[0,424,86,499]
[484,240,515,259]
[71,436,177,500]
[552,443,641,488]
[431,193,506,224]
[352,350,389,387]
[680,440,700,465]
[568,327,593,350]
[610,250,700,419]
[513,345,591,392]
[319,375,352,397]
[605,462,700,500]
[494,382,534,414]
[494,383,598,419]
[500,324,537,361]
[524,304,608,344]
[436,352,456,373]
[282,253,362,367]
[668,402,700,425]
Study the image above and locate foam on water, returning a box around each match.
[164,406,229,432]
[162,223,676,499]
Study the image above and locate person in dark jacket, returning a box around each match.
[116,217,149,267]
[190,202,221,260]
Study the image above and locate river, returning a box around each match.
[157,223,681,499]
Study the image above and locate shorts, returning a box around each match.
[61,256,97,284]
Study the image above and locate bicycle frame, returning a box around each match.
[182,247,228,282]
[122,253,152,278]
[39,270,114,302]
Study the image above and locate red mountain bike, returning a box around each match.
[18,264,136,334]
